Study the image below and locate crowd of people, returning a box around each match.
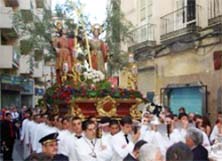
[1,105,222,161]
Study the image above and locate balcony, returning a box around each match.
[128,24,156,60]
[0,45,20,69]
[129,24,156,46]
[160,5,201,43]
[0,7,18,39]
[208,0,222,26]
[4,0,19,7]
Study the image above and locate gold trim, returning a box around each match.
[96,96,117,117]
[71,103,85,120]
[129,98,142,119]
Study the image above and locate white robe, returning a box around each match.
[58,130,78,161]
[100,132,113,161]
[202,131,210,147]
[28,121,38,151]
[210,125,220,143]
[23,119,32,159]
[165,129,184,147]
[58,129,71,155]
[20,118,28,141]
[143,130,168,155]
[32,123,44,152]
[75,137,111,161]
[111,131,134,161]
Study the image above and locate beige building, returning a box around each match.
[0,0,53,108]
[121,0,222,119]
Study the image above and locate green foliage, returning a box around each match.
[13,4,55,62]
[106,0,133,75]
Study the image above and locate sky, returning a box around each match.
[52,0,108,24]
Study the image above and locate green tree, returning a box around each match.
[106,0,133,75]
[13,4,55,62]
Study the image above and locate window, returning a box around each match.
[139,0,152,22]
[140,0,146,21]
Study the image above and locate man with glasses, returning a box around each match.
[75,120,112,161]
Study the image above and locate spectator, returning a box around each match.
[139,143,163,161]
[166,142,193,161]
[11,106,19,121]
[1,112,16,161]
[123,140,147,161]
[178,107,186,114]
[185,128,209,161]
[210,112,222,144]
[194,114,203,129]
[188,112,195,124]
[201,116,212,137]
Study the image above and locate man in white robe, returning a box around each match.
[75,120,111,161]
[111,116,140,161]
[34,114,57,153]
[58,116,79,161]
[142,116,168,155]
[23,116,33,159]
[20,110,31,159]
[98,117,113,161]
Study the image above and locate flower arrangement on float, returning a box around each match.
[44,78,143,106]
[83,69,105,83]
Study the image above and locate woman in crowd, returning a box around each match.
[210,112,222,144]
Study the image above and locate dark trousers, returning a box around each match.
[3,139,15,161]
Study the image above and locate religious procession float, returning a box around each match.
[43,10,146,120]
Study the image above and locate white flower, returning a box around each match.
[100,74,105,80]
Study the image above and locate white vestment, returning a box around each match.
[111,131,134,161]
[75,137,111,161]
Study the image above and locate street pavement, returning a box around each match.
[0,139,23,161]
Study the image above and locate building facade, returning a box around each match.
[121,0,222,119]
[0,0,53,109]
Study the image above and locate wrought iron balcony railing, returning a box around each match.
[208,0,222,25]
[160,5,201,38]
[129,23,155,46]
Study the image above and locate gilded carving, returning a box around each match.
[129,98,142,119]
[96,96,117,117]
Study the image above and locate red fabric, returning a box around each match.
[9,121,15,138]
[68,38,74,50]
[91,52,98,70]
[100,42,108,62]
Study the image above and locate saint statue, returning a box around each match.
[54,25,73,83]
[89,24,108,73]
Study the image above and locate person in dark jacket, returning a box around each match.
[123,140,147,161]
[185,127,209,161]
[1,112,16,161]
[166,142,193,161]
[26,132,69,161]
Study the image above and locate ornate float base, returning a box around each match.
[56,96,142,119]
